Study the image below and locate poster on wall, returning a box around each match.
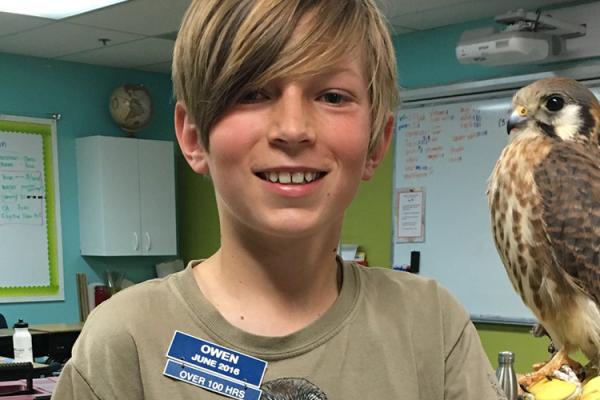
[0,114,63,302]
[396,188,425,243]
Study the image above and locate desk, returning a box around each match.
[0,324,83,362]
[0,359,50,372]
[0,376,57,399]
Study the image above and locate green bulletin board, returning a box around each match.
[0,115,63,302]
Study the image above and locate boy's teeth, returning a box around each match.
[291,172,304,183]
[263,171,320,184]
[279,172,291,183]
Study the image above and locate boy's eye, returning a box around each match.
[239,90,269,104]
[319,92,346,105]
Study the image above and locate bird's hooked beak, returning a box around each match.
[507,105,529,135]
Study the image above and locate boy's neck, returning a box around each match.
[192,230,343,336]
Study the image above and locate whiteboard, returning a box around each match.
[392,80,600,324]
[0,115,63,302]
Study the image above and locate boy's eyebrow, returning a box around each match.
[322,66,359,75]
[311,65,365,80]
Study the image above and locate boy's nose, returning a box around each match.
[268,88,315,148]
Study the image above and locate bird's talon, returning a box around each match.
[531,324,547,338]
[532,362,546,371]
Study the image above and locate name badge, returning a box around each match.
[164,331,268,399]
[164,359,262,400]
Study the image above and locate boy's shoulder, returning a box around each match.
[71,269,191,366]
[350,263,469,321]
[354,264,440,295]
[81,269,187,335]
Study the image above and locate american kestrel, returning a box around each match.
[487,77,600,387]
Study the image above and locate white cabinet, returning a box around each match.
[76,136,177,256]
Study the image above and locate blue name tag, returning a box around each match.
[166,331,267,387]
[164,359,262,400]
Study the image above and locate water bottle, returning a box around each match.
[496,351,518,400]
[12,319,33,363]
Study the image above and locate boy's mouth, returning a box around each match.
[255,171,326,184]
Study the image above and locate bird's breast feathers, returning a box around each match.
[488,135,553,307]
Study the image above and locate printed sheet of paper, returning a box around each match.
[396,188,425,243]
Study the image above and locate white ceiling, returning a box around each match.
[0,0,581,74]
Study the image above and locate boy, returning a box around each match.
[53,0,505,399]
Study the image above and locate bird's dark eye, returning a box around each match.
[545,95,564,112]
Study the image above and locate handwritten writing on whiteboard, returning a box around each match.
[396,103,498,181]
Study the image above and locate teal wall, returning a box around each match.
[0,53,175,326]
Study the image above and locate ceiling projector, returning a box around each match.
[456,27,565,66]
[456,9,585,66]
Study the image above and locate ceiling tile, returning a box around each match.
[0,0,586,69]
[0,12,52,37]
[389,3,490,30]
[138,61,172,74]
[66,0,192,36]
[390,0,579,31]
[375,0,468,17]
[0,22,143,59]
[388,25,417,35]
[58,38,173,69]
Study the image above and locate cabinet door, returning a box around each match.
[138,140,177,255]
[98,137,142,255]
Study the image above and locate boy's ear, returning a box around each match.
[174,101,209,174]
[362,114,394,180]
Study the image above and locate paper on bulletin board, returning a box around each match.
[396,188,425,243]
[0,115,63,302]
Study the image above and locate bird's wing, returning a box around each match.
[534,142,600,303]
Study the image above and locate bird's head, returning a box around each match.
[508,77,600,145]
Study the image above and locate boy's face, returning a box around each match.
[176,47,391,241]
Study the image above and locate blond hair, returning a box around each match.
[172,0,399,153]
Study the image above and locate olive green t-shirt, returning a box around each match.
[52,261,506,399]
